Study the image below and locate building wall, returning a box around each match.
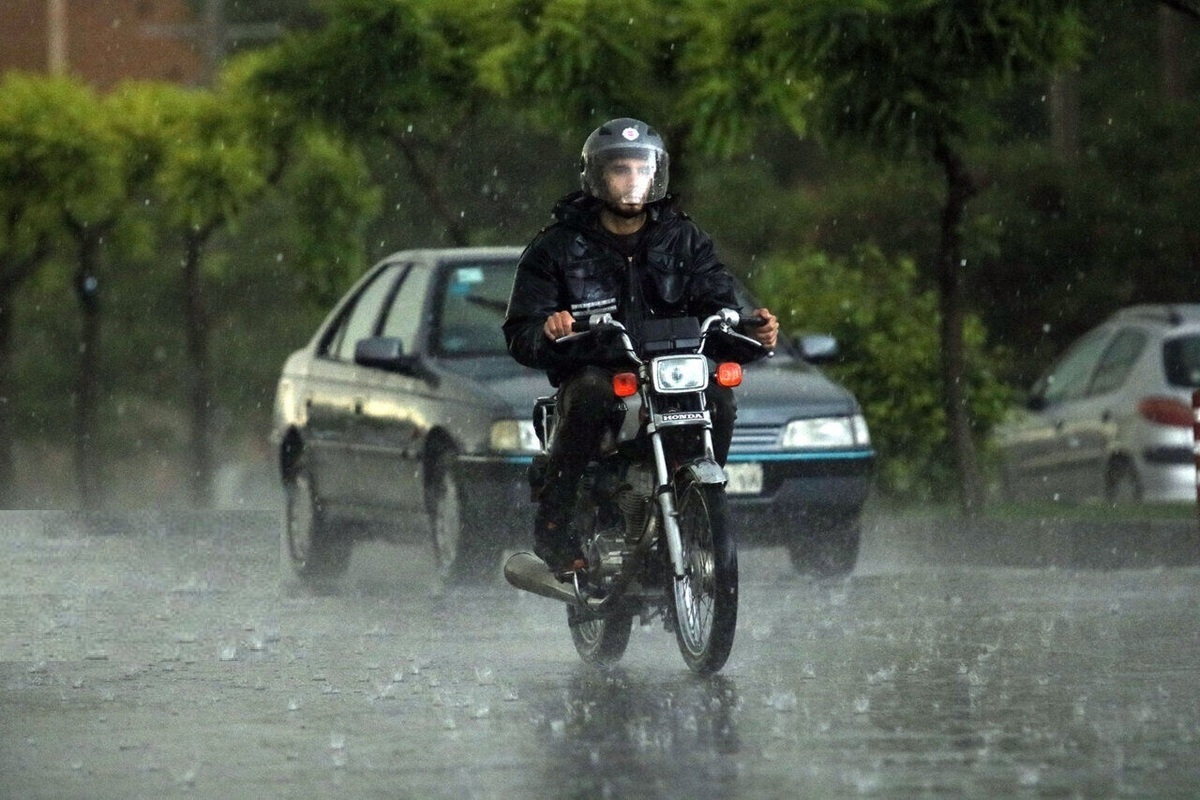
[0,0,203,89]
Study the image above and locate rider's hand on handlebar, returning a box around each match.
[543,310,576,341]
[749,307,779,349]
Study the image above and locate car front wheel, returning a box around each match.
[1106,459,1143,505]
[788,514,861,578]
[427,447,500,583]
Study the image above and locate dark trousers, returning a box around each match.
[536,365,736,530]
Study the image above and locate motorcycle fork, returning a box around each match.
[650,403,716,581]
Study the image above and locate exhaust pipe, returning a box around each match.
[503,552,580,604]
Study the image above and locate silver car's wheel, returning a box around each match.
[1106,460,1143,505]
[427,448,499,583]
[430,458,464,582]
[283,468,351,583]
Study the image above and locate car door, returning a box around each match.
[305,264,405,506]
[354,260,437,513]
[1058,327,1147,499]
[1005,328,1112,501]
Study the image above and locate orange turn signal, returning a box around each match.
[715,362,742,388]
[612,372,639,398]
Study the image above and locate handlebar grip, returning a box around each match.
[742,314,767,328]
[570,318,590,333]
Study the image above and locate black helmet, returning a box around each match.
[579,118,669,206]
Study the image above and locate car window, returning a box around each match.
[1034,328,1111,404]
[431,260,518,356]
[1163,334,1200,388]
[380,263,433,355]
[1087,328,1146,396]
[320,264,403,362]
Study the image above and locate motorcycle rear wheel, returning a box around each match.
[671,480,737,674]
[568,605,634,667]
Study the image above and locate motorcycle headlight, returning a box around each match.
[489,419,541,453]
[651,355,709,393]
[782,414,871,449]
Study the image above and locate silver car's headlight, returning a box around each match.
[651,355,709,393]
[489,419,541,453]
[782,414,871,448]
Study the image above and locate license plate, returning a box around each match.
[724,462,763,495]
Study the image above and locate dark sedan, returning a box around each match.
[271,247,874,583]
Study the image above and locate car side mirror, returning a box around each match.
[796,334,839,363]
[355,336,425,377]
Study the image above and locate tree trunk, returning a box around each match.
[182,229,214,508]
[0,282,16,507]
[72,227,104,509]
[391,136,471,247]
[1048,69,1081,165]
[932,139,985,515]
[0,242,51,507]
[1159,6,1188,101]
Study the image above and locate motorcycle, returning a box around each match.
[503,309,768,674]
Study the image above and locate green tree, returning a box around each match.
[250,0,518,245]
[755,247,1013,500]
[699,0,1086,512]
[51,87,149,509]
[0,74,111,506]
[142,84,271,506]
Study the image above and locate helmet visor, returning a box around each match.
[587,146,669,206]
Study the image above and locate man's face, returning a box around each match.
[601,156,656,214]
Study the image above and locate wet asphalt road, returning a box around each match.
[2,510,1200,799]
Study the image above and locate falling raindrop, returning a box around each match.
[766,691,797,712]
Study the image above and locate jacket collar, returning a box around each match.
[552,190,682,232]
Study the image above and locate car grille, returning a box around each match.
[730,424,781,451]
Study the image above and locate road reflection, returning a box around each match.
[533,669,742,797]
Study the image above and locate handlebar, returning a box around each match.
[557,310,772,360]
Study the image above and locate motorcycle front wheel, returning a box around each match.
[671,480,737,674]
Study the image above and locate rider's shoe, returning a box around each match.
[533,514,587,582]
[534,539,587,582]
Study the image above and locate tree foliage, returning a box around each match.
[755,247,1013,500]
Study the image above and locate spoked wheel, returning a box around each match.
[568,605,634,667]
[671,480,737,675]
[283,465,352,584]
[427,447,498,583]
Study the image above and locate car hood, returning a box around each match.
[736,359,860,425]
[435,357,554,417]
[436,355,860,424]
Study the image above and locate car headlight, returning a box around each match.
[489,419,541,452]
[651,355,709,393]
[782,414,871,448]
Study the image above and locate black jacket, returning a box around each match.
[504,191,760,386]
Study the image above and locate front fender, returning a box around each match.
[676,457,727,487]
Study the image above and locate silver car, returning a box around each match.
[995,304,1200,504]
[270,247,874,585]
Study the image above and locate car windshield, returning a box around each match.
[432,259,518,356]
[1163,334,1200,388]
[428,258,806,363]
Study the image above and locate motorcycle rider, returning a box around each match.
[503,117,779,579]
